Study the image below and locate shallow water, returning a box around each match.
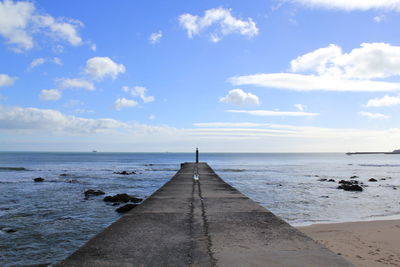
[0,152,399,266]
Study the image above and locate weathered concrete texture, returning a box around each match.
[58,162,353,267]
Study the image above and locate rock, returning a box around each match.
[337,179,363,191]
[380,178,386,180]
[328,179,335,182]
[318,178,327,182]
[368,178,378,182]
[60,173,69,177]
[321,196,329,198]
[113,171,136,175]
[2,227,16,233]
[350,175,358,179]
[116,204,138,213]
[129,196,143,203]
[33,177,44,182]
[84,189,105,197]
[393,187,397,190]
[338,184,363,191]
[103,193,142,203]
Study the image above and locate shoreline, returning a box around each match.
[297,219,400,266]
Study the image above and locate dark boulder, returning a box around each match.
[2,227,16,233]
[84,189,105,197]
[103,193,142,203]
[60,173,69,177]
[113,171,136,175]
[328,179,335,182]
[318,178,327,182]
[368,178,378,182]
[338,184,363,191]
[33,177,44,182]
[350,175,358,179]
[116,204,138,213]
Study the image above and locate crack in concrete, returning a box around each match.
[197,177,217,266]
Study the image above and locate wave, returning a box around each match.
[145,168,178,172]
[217,169,246,172]
[0,167,28,171]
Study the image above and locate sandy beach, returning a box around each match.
[297,220,400,266]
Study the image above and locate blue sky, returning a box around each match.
[1,0,400,152]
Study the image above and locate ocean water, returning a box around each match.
[1,152,400,266]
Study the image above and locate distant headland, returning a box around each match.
[346,149,400,155]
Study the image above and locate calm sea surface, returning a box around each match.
[1,152,400,266]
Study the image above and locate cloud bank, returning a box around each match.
[227,109,319,117]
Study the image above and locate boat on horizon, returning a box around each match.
[346,149,400,155]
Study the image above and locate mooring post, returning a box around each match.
[196,148,199,163]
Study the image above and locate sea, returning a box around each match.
[1,152,399,266]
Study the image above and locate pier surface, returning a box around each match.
[59,162,352,266]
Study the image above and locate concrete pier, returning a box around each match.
[58,162,353,266]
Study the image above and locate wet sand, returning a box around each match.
[297,220,400,266]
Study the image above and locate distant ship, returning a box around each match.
[92,150,98,153]
[346,149,400,155]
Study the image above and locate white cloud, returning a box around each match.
[365,95,400,107]
[149,114,156,120]
[53,57,62,65]
[84,57,125,80]
[294,104,306,111]
[229,73,400,92]
[29,57,62,69]
[291,43,400,79]
[149,31,162,44]
[231,43,400,92]
[73,109,94,114]
[179,7,259,42]
[58,78,95,91]
[29,57,46,68]
[39,89,61,101]
[0,74,16,87]
[114,98,138,110]
[0,0,83,52]
[227,109,319,116]
[123,86,155,103]
[373,15,386,23]
[219,89,260,106]
[90,43,96,51]
[0,105,126,133]
[33,15,82,46]
[359,111,389,119]
[290,44,342,75]
[287,0,400,12]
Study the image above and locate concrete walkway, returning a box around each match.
[58,162,353,266]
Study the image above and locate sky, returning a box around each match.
[1,0,400,152]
